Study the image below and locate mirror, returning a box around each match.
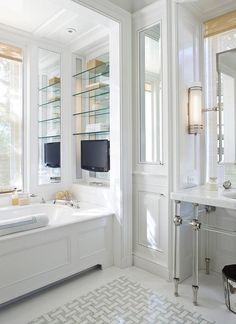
[217,49,236,163]
[38,49,61,184]
[139,23,162,164]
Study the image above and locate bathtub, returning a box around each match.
[0,202,113,305]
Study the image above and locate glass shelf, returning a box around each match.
[38,135,61,139]
[88,72,109,81]
[39,82,60,91]
[38,117,61,123]
[73,107,109,116]
[39,98,61,107]
[73,130,110,136]
[73,85,109,98]
[76,112,109,118]
[73,62,109,79]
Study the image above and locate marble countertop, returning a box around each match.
[171,186,236,210]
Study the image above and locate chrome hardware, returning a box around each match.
[53,199,80,209]
[192,285,199,306]
[202,106,218,112]
[189,219,201,230]
[173,200,182,297]
[173,216,182,226]
[205,258,210,275]
[72,200,80,209]
[174,278,179,297]
[191,204,200,306]
[223,180,232,190]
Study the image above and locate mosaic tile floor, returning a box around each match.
[28,276,214,324]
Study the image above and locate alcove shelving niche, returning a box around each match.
[72,55,110,181]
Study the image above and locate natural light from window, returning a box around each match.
[0,42,23,191]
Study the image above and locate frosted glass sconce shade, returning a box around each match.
[188,85,203,134]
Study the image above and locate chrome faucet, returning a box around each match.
[223,180,232,190]
[53,199,80,209]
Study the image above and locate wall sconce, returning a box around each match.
[188,84,203,134]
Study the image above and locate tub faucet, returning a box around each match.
[53,199,80,209]
[66,200,80,209]
[223,180,232,190]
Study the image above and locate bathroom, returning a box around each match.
[0,0,236,323]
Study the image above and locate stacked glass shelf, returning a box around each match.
[38,82,61,139]
[73,61,110,138]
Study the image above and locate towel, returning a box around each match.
[0,213,49,236]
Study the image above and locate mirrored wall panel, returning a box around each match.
[217,48,236,163]
[139,23,162,164]
[38,49,61,185]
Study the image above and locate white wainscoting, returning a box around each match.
[133,175,169,278]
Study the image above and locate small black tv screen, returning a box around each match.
[44,142,60,168]
[81,140,110,172]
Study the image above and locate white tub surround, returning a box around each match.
[171,186,236,306]
[0,203,113,305]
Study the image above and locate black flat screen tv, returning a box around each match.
[81,140,110,172]
[44,142,60,168]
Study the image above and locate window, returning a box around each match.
[0,42,23,191]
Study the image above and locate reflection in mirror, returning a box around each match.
[38,49,61,184]
[139,23,162,164]
[217,49,236,163]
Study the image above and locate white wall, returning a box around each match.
[173,3,203,280]
[175,5,204,190]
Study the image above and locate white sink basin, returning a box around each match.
[222,191,236,199]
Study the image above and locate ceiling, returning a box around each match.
[107,0,157,13]
[107,0,236,16]
[0,0,235,45]
[0,0,109,47]
[181,0,236,19]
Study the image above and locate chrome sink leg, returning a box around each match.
[192,285,199,306]
[173,200,182,297]
[190,203,201,306]
[205,206,213,275]
[205,257,210,275]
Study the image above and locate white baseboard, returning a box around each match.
[133,254,170,280]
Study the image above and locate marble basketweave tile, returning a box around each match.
[28,276,215,324]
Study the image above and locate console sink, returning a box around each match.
[222,191,236,199]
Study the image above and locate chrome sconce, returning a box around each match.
[188,84,203,134]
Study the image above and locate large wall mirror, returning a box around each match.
[217,48,236,163]
[139,23,162,164]
[38,49,61,184]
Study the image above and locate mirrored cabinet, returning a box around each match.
[38,49,61,185]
